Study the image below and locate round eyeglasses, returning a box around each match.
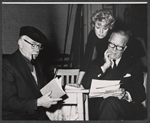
[23,39,43,50]
[108,42,125,51]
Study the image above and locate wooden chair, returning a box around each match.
[47,68,89,121]
[54,68,79,86]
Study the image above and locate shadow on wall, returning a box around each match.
[113,19,147,72]
[38,31,60,81]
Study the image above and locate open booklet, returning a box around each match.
[40,77,66,98]
[89,79,121,98]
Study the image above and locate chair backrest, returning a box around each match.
[55,69,79,85]
[52,54,72,68]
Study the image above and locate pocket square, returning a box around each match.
[124,73,131,77]
[97,74,101,77]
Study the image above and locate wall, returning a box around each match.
[2,4,76,55]
[115,4,126,21]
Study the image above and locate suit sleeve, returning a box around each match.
[2,58,37,114]
[81,59,104,89]
[80,30,96,71]
[120,60,146,103]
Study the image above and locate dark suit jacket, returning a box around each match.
[2,50,49,120]
[81,54,146,103]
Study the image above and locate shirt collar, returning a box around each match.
[111,57,121,68]
[115,57,121,66]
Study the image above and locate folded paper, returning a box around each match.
[89,79,121,98]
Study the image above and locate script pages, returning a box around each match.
[40,77,66,98]
[89,79,121,98]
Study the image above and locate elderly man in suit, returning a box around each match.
[2,26,62,120]
[81,30,146,120]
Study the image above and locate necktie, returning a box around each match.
[28,63,34,72]
[22,55,34,72]
[113,60,116,69]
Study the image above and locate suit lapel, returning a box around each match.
[114,54,132,79]
[100,54,131,80]
[34,63,43,89]
[14,50,39,91]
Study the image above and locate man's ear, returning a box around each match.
[123,46,127,52]
[18,38,23,48]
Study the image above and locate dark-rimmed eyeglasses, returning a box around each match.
[23,39,43,50]
[108,42,125,51]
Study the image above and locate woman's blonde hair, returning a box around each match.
[91,9,115,29]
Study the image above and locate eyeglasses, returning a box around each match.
[23,39,43,50]
[108,42,125,51]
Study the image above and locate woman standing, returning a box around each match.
[77,10,115,85]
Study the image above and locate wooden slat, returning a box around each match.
[57,69,79,76]
[85,94,89,120]
[66,76,69,84]
[61,75,64,85]
[71,75,74,84]
[77,93,84,120]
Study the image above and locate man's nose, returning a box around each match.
[99,28,103,34]
[113,46,117,51]
[34,46,40,52]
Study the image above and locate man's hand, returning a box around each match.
[101,50,112,73]
[76,71,85,87]
[37,91,62,108]
[112,88,126,99]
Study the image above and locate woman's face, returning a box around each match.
[94,20,110,39]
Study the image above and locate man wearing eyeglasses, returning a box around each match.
[81,30,146,120]
[2,26,62,120]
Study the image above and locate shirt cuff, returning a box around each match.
[101,66,106,73]
[126,91,132,102]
